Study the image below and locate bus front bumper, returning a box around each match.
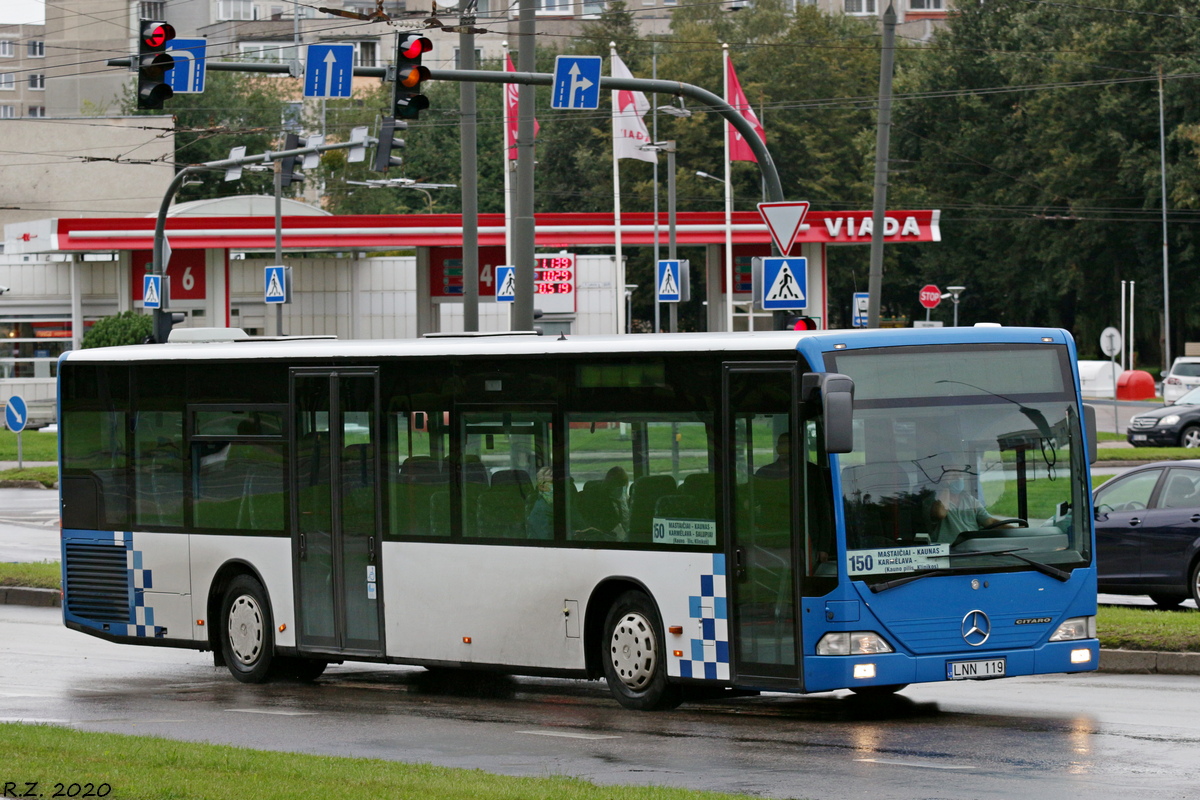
[802,639,1100,693]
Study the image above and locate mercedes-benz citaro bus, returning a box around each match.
[57,326,1098,710]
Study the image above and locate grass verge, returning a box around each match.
[1096,604,1200,653]
[0,723,764,800]
[0,560,60,589]
[0,429,58,461]
[0,466,58,487]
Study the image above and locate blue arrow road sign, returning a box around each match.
[656,260,681,303]
[5,395,27,434]
[264,266,290,304]
[761,257,808,311]
[551,56,602,110]
[495,266,516,302]
[165,38,207,93]
[305,44,354,98]
[143,274,163,309]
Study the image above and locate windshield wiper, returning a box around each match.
[869,548,1070,593]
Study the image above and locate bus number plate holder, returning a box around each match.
[946,658,1006,680]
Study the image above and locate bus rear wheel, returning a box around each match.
[221,575,276,683]
[601,591,682,711]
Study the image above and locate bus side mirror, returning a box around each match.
[803,372,855,454]
[1083,404,1097,465]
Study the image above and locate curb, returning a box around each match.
[0,588,1195,675]
[1096,648,1200,676]
[0,586,61,608]
[0,480,54,489]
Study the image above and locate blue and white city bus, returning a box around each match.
[58,326,1098,709]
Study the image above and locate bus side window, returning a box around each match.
[566,415,717,548]
[387,407,450,538]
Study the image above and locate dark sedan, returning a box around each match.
[1127,387,1200,448]
[1094,460,1200,609]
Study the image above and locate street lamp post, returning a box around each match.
[942,285,965,327]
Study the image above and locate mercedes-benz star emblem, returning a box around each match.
[961,610,991,646]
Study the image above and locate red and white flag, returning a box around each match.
[611,53,656,163]
[504,53,539,160]
[726,58,765,163]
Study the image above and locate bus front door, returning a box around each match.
[291,369,384,657]
[723,364,801,687]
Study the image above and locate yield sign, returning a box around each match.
[757,201,811,256]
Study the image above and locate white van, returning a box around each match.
[1163,357,1200,403]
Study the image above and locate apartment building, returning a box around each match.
[0,23,48,120]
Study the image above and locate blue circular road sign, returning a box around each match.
[4,395,28,433]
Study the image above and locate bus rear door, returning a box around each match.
[290,369,385,657]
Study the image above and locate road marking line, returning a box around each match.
[517,730,621,740]
[227,709,317,716]
[855,758,974,771]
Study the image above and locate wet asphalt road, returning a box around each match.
[3,604,1199,800]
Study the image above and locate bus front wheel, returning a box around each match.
[601,591,682,711]
[221,575,276,683]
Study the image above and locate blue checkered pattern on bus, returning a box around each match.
[678,553,730,681]
[127,542,159,637]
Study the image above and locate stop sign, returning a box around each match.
[918,284,942,309]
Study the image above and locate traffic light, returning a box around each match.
[392,33,431,119]
[372,117,406,172]
[279,133,304,188]
[786,315,818,331]
[137,19,176,110]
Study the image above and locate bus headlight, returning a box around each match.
[1049,616,1095,642]
[816,631,895,656]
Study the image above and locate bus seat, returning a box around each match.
[400,455,445,484]
[429,490,452,537]
[572,480,622,540]
[490,468,532,498]
[841,462,922,546]
[654,493,707,520]
[476,487,528,538]
[462,455,490,486]
[629,475,678,541]
[680,472,717,519]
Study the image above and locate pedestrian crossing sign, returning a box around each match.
[656,260,681,303]
[143,274,163,309]
[760,257,807,310]
[495,265,516,302]
[264,265,291,304]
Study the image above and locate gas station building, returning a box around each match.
[1,199,940,419]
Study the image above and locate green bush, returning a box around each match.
[82,310,152,348]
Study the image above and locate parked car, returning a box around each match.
[1094,460,1200,608]
[1162,356,1200,403]
[1127,386,1200,448]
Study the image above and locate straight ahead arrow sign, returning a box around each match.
[757,201,811,256]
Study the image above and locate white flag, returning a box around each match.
[611,54,656,163]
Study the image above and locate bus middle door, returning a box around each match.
[291,369,384,657]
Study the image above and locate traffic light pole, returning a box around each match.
[148,137,371,341]
[111,57,785,332]
[108,57,784,202]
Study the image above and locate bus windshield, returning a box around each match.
[828,343,1090,585]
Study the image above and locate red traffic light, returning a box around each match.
[141,22,176,49]
[789,316,818,331]
[399,35,432,60]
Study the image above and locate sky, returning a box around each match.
[0,1,45,25]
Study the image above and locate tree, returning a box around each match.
[127,71,298,202]
[82,311,153,348]
[890,0,1200,365]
